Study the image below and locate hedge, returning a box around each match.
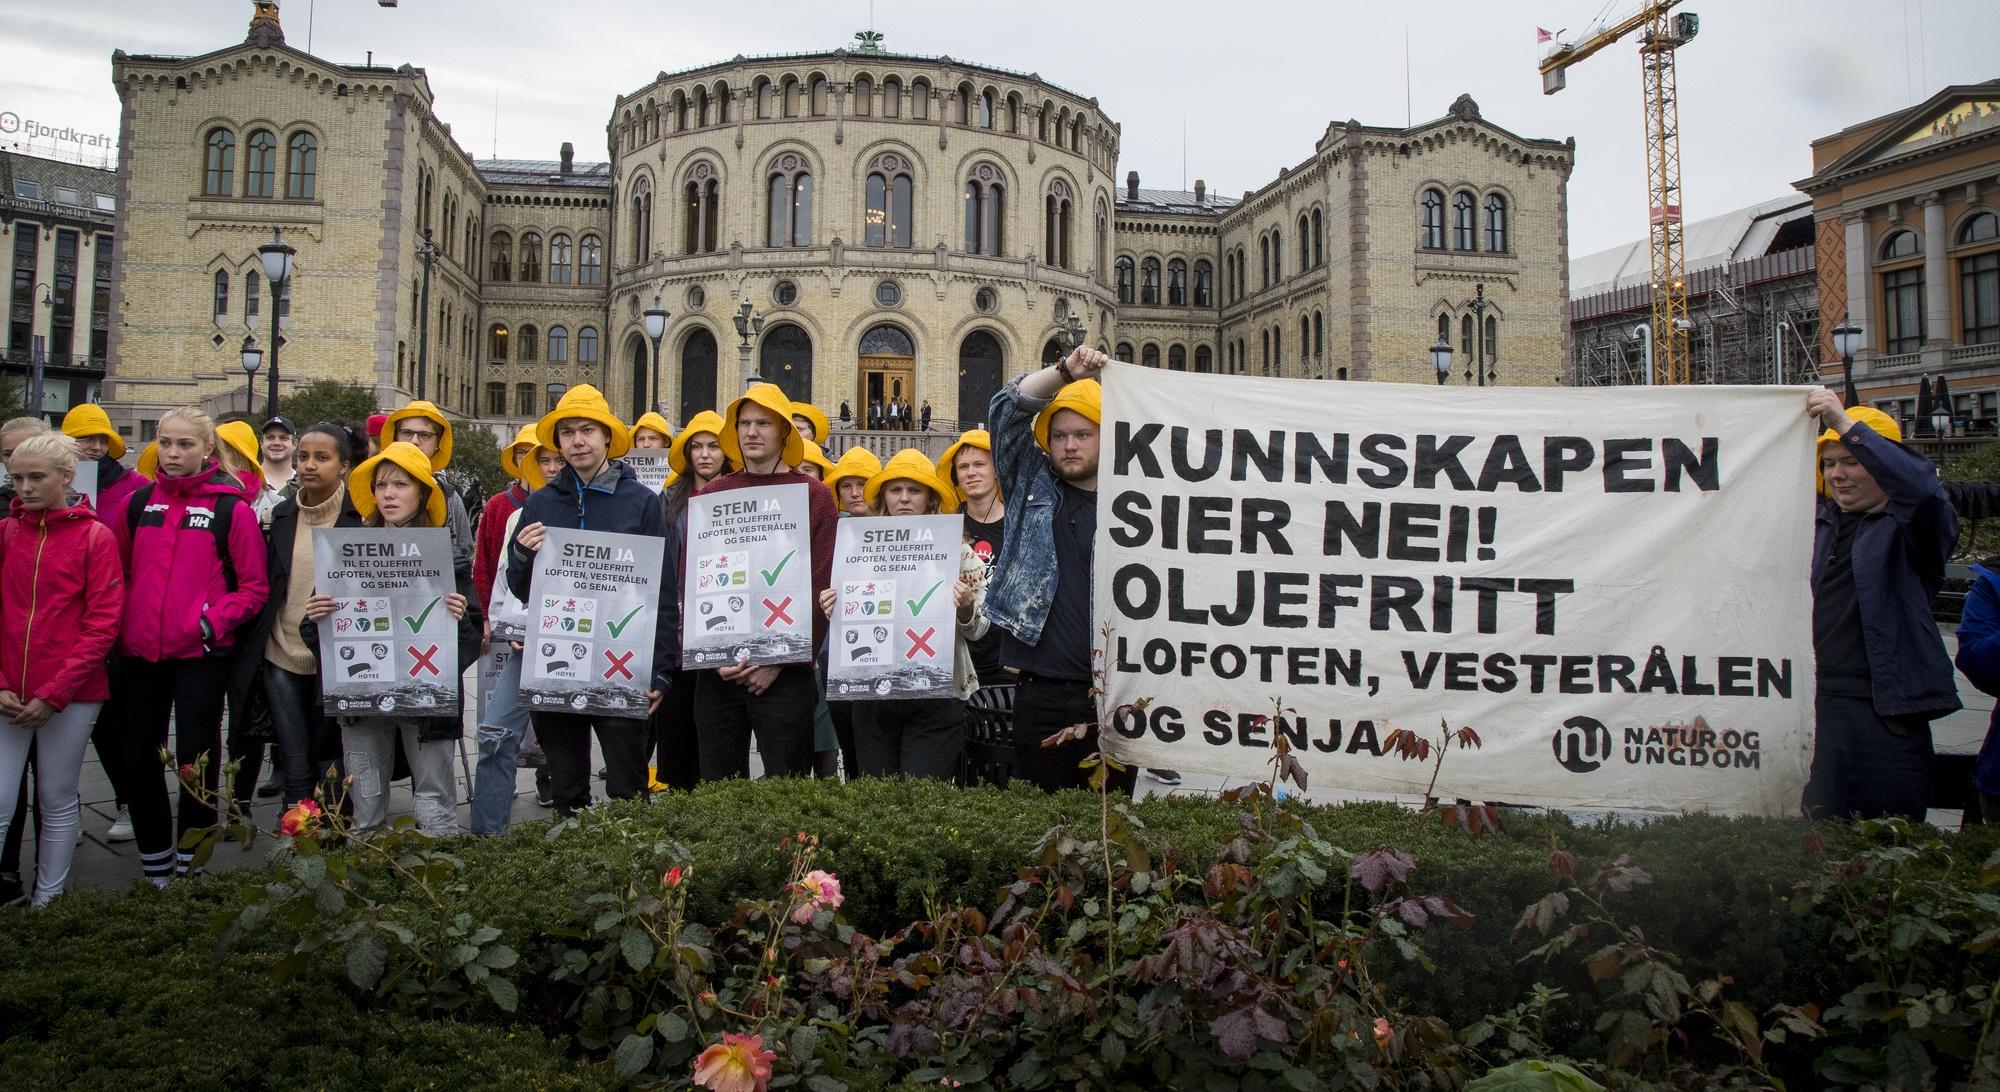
[2,778,1995,1088]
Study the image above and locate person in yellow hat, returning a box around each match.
[60,403,150,523]
[1803,388,1957,822]
[630,411,674,450]
[693,381,838,782]
[821,449,988,781]
[798,438,835,482]
[936,429,1006,688]
[789,401,830,446]
[982,345,1135,796]
[649,408,733,793]
[302,441,478,836]
[380,400,472,566]
[823,445,881,518]
[506,384,671,816]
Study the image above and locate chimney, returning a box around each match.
[560,142,574,174]
[1194,179,1206,204]
[1125,170,1139,201]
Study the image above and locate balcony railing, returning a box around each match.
[1947,342,2000,368]
[1,348,106,373]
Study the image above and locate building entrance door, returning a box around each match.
[859,355,914,427]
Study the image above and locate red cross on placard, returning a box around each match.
[602,649,635,680]
[904,626,937,658]
[406,644,441,676]
[761,597,794,627]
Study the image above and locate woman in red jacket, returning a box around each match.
[0,433,125,905]
[110,407,270,884]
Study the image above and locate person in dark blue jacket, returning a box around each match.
[506,385,676,815]
[1806,388,1959,821]
[1952,559,2000,821]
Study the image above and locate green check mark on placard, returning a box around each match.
[403,597,441,631]
[760,549,796,586]
[906,579,944,616]
[604,604,645,638]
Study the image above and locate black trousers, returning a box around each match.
[694,666,817,781]
[651,669,701,792]
[1010,675,1137,796]
[121,655,235,854]
[852,697,965,780]
[1803,692,1933,822]
[530,712,650,816]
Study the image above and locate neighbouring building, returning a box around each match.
[0,151,117,423]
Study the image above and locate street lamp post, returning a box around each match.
[731,297,765,389]
[1832,312,1863,406]
[257,228,296,419]
[414,227,439,400]
[26,282,51,417]
[642,295,669,417]
[240,334,264,417]
[1462,282,1492,386]
[1431,337,1453,385]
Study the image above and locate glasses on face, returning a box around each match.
[396,427,440,443]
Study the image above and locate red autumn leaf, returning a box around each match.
[1349,847,1417,894]
[1548,848,1578,883]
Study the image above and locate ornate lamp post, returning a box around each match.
[239,334,263,416]
[643,294,669,416]
[1832,313,1863,406]
[257,228,296,418]
[414,227,439,400]
[732,297,765,389]
[1431,336,1453,385]
[1462,282,1492,386]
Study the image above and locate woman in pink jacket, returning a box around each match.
[110,407,269,884]
[0,433,124,905]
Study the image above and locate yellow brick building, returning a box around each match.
[97,4,1572,441]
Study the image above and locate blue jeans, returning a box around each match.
[470,649,532,835]
[261,663,325,806]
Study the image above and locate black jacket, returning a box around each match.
[227,491,365,736]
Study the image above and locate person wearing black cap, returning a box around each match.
[260,416,298,502]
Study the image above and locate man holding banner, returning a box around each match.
[985,348,1137,796]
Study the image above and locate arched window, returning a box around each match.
[1452,191,1477,251]
[781,76,801,118]
[519,232,542,282]
[631,186,653,263]
[808,75,829,116]
[1961,211,2000,346]
[1140,257,1161,305]
[579,235,603,285]
[962,165,1004,255]
[489,231,512,281]
[1195,345,1213,373]
[759,322,815,403]
[1142,343,1161,369]
[755,78,774,119]
[714,81,731,124]
[1461,314,1474,357]
[548,325,568,363]
[1115,342,1134,362]
[1960,210,1999,246]
[243,129,276,198]
[1879,229,1924,353]
[1258,235,1269,290]
[1259,329,1269,373]
[1484,194,1509,253]
[1312,208,1324,267]
[1273,327,1282,372]
[1224,254,1235,302]
[1485,316,1499,362]
[285,132,317,199]
[768,155,814,247]
[212,269,229,321]
[202,128,235,196]
[245,270,260,319]
[1881,229,1921,260]
[1313,311,1324,360]
[1421,189,1445,249]
[646,100,658,142]
[1193,260,1213,307]
[1167,259,1187,306]
[1044,180,1073,269]
[865,153,914,248]
[1115,256,1135,303]
[881,76,902,117]
[683,162,722,254]
[910,78,930,119]
[979,88,995,129]
[955,82,974,125]
[1298,212,1311,273]
[1301,315,1311,363]
[673,90,690,131]
[578,326,598,366]
[853,75,873,116]
[1168,345,1187,371]
[1271,231,1281,280]
[488,324,509,361]
[548,234,572,284]
[518,324,539,362]
[1006,92,1022,134]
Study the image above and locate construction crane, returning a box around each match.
[1541,3,1701,385]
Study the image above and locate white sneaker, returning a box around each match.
[106,806,135,843]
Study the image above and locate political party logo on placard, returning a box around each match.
[1091,363,1816,817]
[523,528,663,715]
[826,515,961,701]
[314,529,459,715]
[683,484,815,668]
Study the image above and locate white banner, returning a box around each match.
[625,452,671,493]
[827,514,963,701]
[314,528,458,716]
[523,528,663,717]
[1093,364,1816,816]
[683,483,815,668]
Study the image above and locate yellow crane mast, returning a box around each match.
[1541,3,1702,384]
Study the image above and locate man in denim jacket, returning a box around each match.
[986,347,1135,795]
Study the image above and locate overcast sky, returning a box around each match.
[2,0,1995,257]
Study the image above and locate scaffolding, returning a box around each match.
[1570,246,1818,387]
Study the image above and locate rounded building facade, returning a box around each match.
[603,50,1120,430]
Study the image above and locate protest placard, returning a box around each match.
[522,527,663,717]
[682,483,815,668]
[72,459,97,508]
[1093,364,1816,816]
[313,528,458,716]
[625,452,671,493]
[827,514,962,700]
